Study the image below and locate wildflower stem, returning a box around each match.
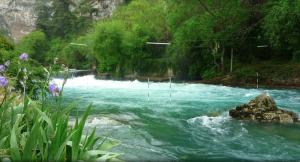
[0,87,7,108]
[11,98,14,127]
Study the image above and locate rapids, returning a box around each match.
[53,75,300,161]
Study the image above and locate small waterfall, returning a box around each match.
[53,69,94,79]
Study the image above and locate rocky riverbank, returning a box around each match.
[229,93,299,124]
[200,74,300,89]
[96,64,300,89]
[199,63,300,89]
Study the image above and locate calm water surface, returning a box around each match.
[53,75,300,161]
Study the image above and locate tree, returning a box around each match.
[93,21,127,77]
[91,0,169,77]
[52,0,76,37]
[16,31,48,63]
[263,0,300,60]
[36,0,78,38]
[167,0,250,79]
[35,0,52,36]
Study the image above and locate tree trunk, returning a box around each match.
[230,48,233,73]
[212,42,220,69]
[220,47,225,72]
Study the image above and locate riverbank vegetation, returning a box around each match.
[0,53,122,161]
[2,0,300,84]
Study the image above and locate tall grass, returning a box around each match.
[0,54,122,161]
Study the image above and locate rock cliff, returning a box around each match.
[0,0,37,40]
[0,0,123,41]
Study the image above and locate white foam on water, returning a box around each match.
[52,75,239,92]
[52,75,148,90]
[108,113,140,122]
[87,117,121,126]
[244,91,260,97]
[187,113,230,134]
[69,116,123,127]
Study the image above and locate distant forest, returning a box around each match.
[1,0,300,80]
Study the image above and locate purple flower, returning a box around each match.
[48,83,60,96]
[0,76,8,88]
[19,53,29,61]
[0,65,5,73]
[4,60,10,67]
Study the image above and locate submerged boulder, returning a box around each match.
[229,93,298,123]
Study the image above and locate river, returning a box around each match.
[53,75,300,161]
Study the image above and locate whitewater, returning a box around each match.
[53,75,300,161]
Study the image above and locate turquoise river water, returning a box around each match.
[53,75,300,162]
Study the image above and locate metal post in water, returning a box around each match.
[256,72,259,89]
[169,77,172,102]
[147,78,150,101]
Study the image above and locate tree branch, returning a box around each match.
[198,0,216,17]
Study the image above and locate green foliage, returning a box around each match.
[52,0,77,37]
[263,0,300,60]
[15,0,300,81]
[0,99,122,161]
[0,35,14,64]
[16,31,48,63]
[233,67,257,81]
[0,53,47,97]
[36,0,92,39]
[94,21,127,76]
[113,0,168,40]
[202,68,221,80]
[0,35,14,51]
[0,31,50,95]
[45,38,66,63]
[0,55,122,161]
[61,44,90,69]
[91,0,169,77]
[167,0,250,79]
[35,0,52,36]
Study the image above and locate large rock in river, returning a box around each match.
[229,93,298,123]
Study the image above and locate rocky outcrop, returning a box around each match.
[0,0,37,40]
[229,93,299,123]
[72,0,124,19]
[0,15,11,36]
[0,0,123,41]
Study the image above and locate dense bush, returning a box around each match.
[234,67,257,81]
[263,0,300,60]
[0,36,13,51]
[202,68,221,80]
[16,31,48,64]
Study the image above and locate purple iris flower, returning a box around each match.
[0,65,5,73]
[19,53,29,61]
[0,76,8,88]
[48,83,60,96]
